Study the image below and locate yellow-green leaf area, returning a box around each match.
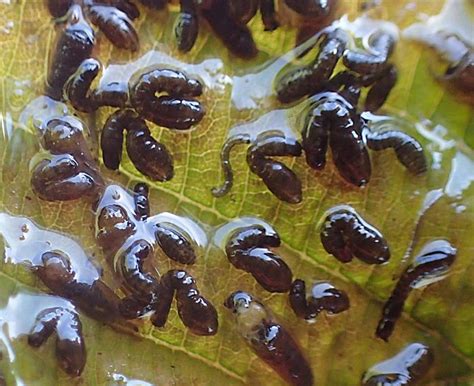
[0,0,473,385]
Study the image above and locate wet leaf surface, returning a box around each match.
[0,0,473,385]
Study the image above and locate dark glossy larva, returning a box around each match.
[64,58,101,113]
[362,343,434,385]
[175,0,199,52]
[364,64,398,112]
[225,225,293,292]
[303,98,372,187]
[201,0,258,59]
[276,29,347,104]
[320,206,390,264]
[46,6,95,100]
[365,129,427,175]
[126,117,174,181]
[151,270,218,335]
[31,117,104,202]
[212,133,303,203]
[129,68,204,130]
[36,251,122,321]
[376,240,456,341]
[28,307,86,377]
[343,30,396,75]
[100,109,136,170]
[225,291,314,386]
[289,279,349,320]
[86,5,139,51]
[156,225,197,265]
[247,134,303,203]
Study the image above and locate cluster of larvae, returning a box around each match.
[16,1,460,384]
[213,26,427,203]
[159,0,337,57]
[96,183,218,335]
[220,208,456,385]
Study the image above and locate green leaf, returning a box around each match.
[0,0,473,385]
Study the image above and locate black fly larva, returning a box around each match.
[96,184,198,319]
[129,68,205,130]
[151,270,218,336]
[64,58,101,113]
[31,117,104,201]
[343,30,396,75]
[364,64,398,112]
[36,251,122,321]
[276,28,347,104]
[225,291,314,386]
[376,240,457,341]
[225,225,293,293]
[175,0,199,52]
[201,0,258,59]
[100,108,174,181]
[320,206,390,264]
[28,307,86,377]
[125,116,174,181]
[86,4,139,51]
[365,129,428,175]
[303,94,372,187]
[46,6,95,101]
[289,279,349,320]
[212,132,303,204]
[362,343,434,385]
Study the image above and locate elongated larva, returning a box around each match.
[126,118,174,181]
[32,117,104,201]
[151,270,218,335]
[376,240,456,341]
[365,130,427,175]
[211,134,251,197]
[362,343,434,385]
[28,307,86,377]
[36,251,122,321]
[101,109,137,170]
[320,206,390,264]
[247,134,303,203]
[276,29,347,103]
[87,5,139,51]
[129,68,204,130]
[156,225,197,264]
[175,0,199,52]
[364,65,398,112]
[343,31,396,75]
[201,0,258,59]
[46,6,95,100]
[289,279,349,320]
[225,291,314,386]
[303,99,371,186]
[64,58,101,112]
[225,225,293,292]
[213,133,303,203]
